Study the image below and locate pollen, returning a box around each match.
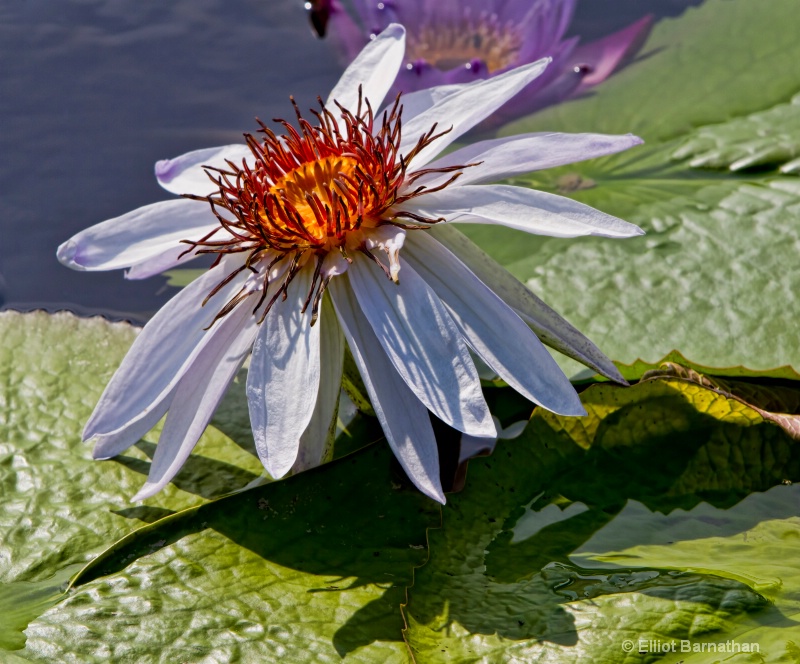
[406,12,522,73]
[267,154,372,246]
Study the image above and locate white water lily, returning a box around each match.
[58,24,643,504]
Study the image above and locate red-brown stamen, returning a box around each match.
[183,88,475,325]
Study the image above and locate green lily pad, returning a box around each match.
[161,268,205,288]
[671,93,800,173]
[614,350,800,384]
[0,310,437,661]
[20,444,439,663]
[462,0,800,377]
[508,0,800,142]
[0,311,264,650]
[467,172,800,377]
[403,373,800,662]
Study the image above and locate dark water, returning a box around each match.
[0,0,699,323]
[0,0,342,322]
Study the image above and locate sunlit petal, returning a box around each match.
[247,263,321,479]
[57,199,218,273]
[430,225,626,382]
[330,277,445,504]
[84,258,250,442]
[293,296,345,473]
[326,23,406,114]
[413,132,643,189]
[404,232,585,415]
[410,184,644,238]
[397,58,550,167]
[348,256,496,437]
[156,144,252,197]
[132,302,258,501]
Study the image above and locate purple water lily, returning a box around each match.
[315,0,651,127]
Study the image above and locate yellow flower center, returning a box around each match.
[267,154,380,247]
[406,17,522,73]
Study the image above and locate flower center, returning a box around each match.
[266,154,376,247]
[183,91,469,325]
[406,14,522,73]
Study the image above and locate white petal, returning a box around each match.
[410,184,644,238]
[364,225,406,282]
[132,300,259,501]
[348,255,495,437]
[92,387,176,460]
[430,224,625,382]
[392,81,470,123]
[84,257,250,442]
[412,133,644,189]
[404,232,584,415]
[57,199,219,272]
[329,277,445,503]
[247,263,322,479]
[398,58,551,168]
[458,418,528,464]
[293,295,345,473]
[459,432,496,464]
[155,144,251,197]
[326,23,406,115]
[124,245,197,280]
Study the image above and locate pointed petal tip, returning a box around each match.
[154,158,178,184]
[432,491,447,505]
[131,484,157,502]
[90,434,121,460]
[628,133,645,146]
[264,459,294,481]
[91,448,113,461]
[56,239,82,269]
[542,390,587,418]
[548,403,587,418]
[603,363,629,385]
[382,22,406,39]
[522,56,553,79]
[414,479,446,505]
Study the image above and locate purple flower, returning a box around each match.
[317,0,652,127]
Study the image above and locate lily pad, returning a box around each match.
[462,0,800,377]
[614,350,800,384]
[0,311,264,650]
[0,310,439,661]
[403,372,800,662]
[671,93,800,173]
[20,444,439,663]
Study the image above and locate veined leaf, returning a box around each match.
[464,0,800,376]
[0,312,264,649]
[672,93,800,173]
[403,372,800,662]
[21,444,438,663]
